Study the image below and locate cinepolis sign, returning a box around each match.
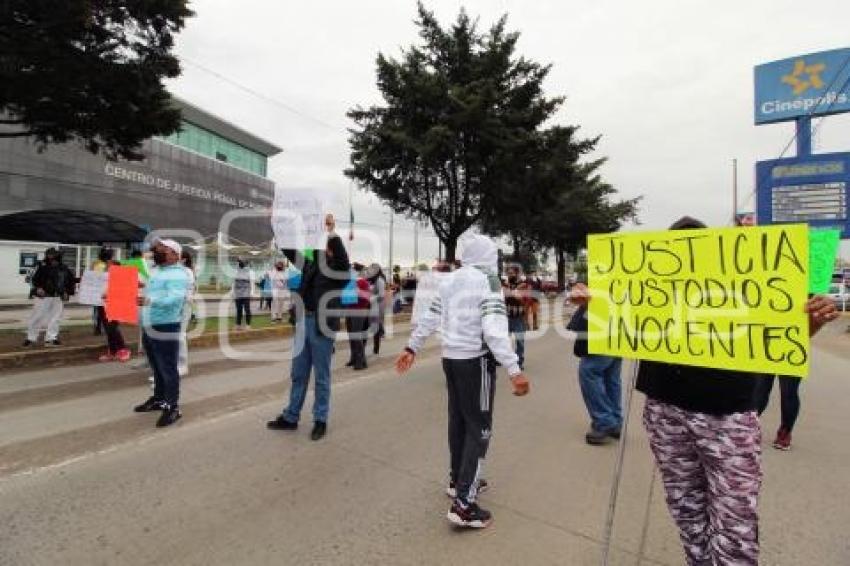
[755,48,850,124]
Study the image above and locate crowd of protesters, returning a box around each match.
[14,213,842,564]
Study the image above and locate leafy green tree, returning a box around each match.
[481,124,598,271]
[540,158,641,287]
[0,0,193,159]
[346,3,560,261]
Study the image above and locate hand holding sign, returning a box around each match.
[806,294,839,335]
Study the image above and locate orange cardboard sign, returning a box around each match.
[104,265,139,324]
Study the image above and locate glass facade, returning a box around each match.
[160,121,268,177]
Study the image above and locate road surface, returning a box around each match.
[1,318,848,565]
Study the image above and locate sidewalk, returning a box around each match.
[0,311,413,372]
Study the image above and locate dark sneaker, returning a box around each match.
[773,427,792,451]
[267,416,298,431]
[446,479,489,499]
[134,397,166,413]
[156,407,182,427]
[585,428,612,446]
[607,428,622,440]
[310,421,327,441]
[45,339,61,347]
[21,339,33,347]
[345,360,354,367]
[447,499,492,529]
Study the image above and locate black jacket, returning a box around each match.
[31,261,75,299]
[636,362,761,416]
[283,235,351,338]
[566,304,589,357]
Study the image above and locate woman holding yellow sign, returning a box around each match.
[631,217,839,566]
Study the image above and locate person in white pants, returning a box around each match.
[24,247,75,347]
[268,260,290,323]
[27,296,64,344]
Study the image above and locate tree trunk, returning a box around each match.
[444,238,457,263]
[556,246,566,290]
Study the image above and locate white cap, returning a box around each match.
[159,239,182,256]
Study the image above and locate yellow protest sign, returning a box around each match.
[587,224,810,377]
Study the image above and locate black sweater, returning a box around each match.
[636,361,761,416]
[283,235,351,338]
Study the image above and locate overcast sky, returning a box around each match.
[167,0,850,268]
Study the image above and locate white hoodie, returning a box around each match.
[407,234,521,376]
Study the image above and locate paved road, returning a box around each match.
[1,318,849,565]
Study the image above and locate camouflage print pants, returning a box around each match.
[643,398,762,566]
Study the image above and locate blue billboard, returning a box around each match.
[754,48,850,124]
[756,151,850,238]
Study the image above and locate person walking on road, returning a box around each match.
[24,247,75,347]
[637,216,840,566]
[133,239,190,428]
[566,282,623,445]
[232,259,253,330]
[267,231,350,441]
[396,233,530,529]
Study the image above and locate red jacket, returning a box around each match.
[355,277,371,309]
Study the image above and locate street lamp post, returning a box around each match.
[413,221,418,268]
[388,211,394,275]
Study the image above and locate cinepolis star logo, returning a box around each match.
[782,58,826,95]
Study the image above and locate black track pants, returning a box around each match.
[443,355,496,503]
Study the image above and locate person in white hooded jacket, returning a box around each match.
[396,233,530,529]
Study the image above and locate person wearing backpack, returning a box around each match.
[566,282,623,446]
[344,263,370,370]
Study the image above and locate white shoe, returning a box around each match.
[148,375,154,390]
[178,366,188,377]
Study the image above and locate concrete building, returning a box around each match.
[0,97,282,297]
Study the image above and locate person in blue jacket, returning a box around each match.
[133,239,190,427]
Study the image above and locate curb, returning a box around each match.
[0,315,411,372]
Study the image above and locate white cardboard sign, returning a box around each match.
[78,270,108,306]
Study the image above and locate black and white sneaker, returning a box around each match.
[45,339,61,347]
[446,479,489,499]
[21,339,33,348]
[447,499,492,529]
[156,406,182,427]
[134,397,166,413]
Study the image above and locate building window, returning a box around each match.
[160,120,268,176]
